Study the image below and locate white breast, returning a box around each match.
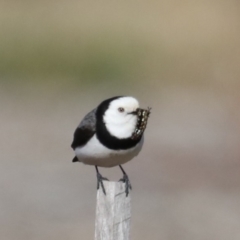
[74,134,144,167]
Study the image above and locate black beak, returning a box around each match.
[128,110,138,115]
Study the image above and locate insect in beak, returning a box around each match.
[131,107,151,140]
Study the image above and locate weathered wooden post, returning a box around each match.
[95,181,131,240]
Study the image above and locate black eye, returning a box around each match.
[118,107,125,112]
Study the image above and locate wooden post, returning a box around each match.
[95,181,131,240]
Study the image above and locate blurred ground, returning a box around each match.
[1,1,240,240]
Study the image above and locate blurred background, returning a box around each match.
[1,0,240,239]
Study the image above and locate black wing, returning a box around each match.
[71,108,96,149]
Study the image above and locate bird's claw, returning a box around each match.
[119,174,132,197]
[96,172,109,195]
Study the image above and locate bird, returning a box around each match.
[71,96,151,196]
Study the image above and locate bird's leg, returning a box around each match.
[118,165,132,197]
[95,166,109,195]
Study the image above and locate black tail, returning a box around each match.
[72,156,79,162]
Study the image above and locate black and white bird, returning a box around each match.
[71,96,150,196]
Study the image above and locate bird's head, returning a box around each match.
[102,96,140,139]
[97,96,151,141]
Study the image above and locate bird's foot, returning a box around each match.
[96,172,109,195]
[119,173,132,197]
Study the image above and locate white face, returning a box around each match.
[103,97,139,139]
